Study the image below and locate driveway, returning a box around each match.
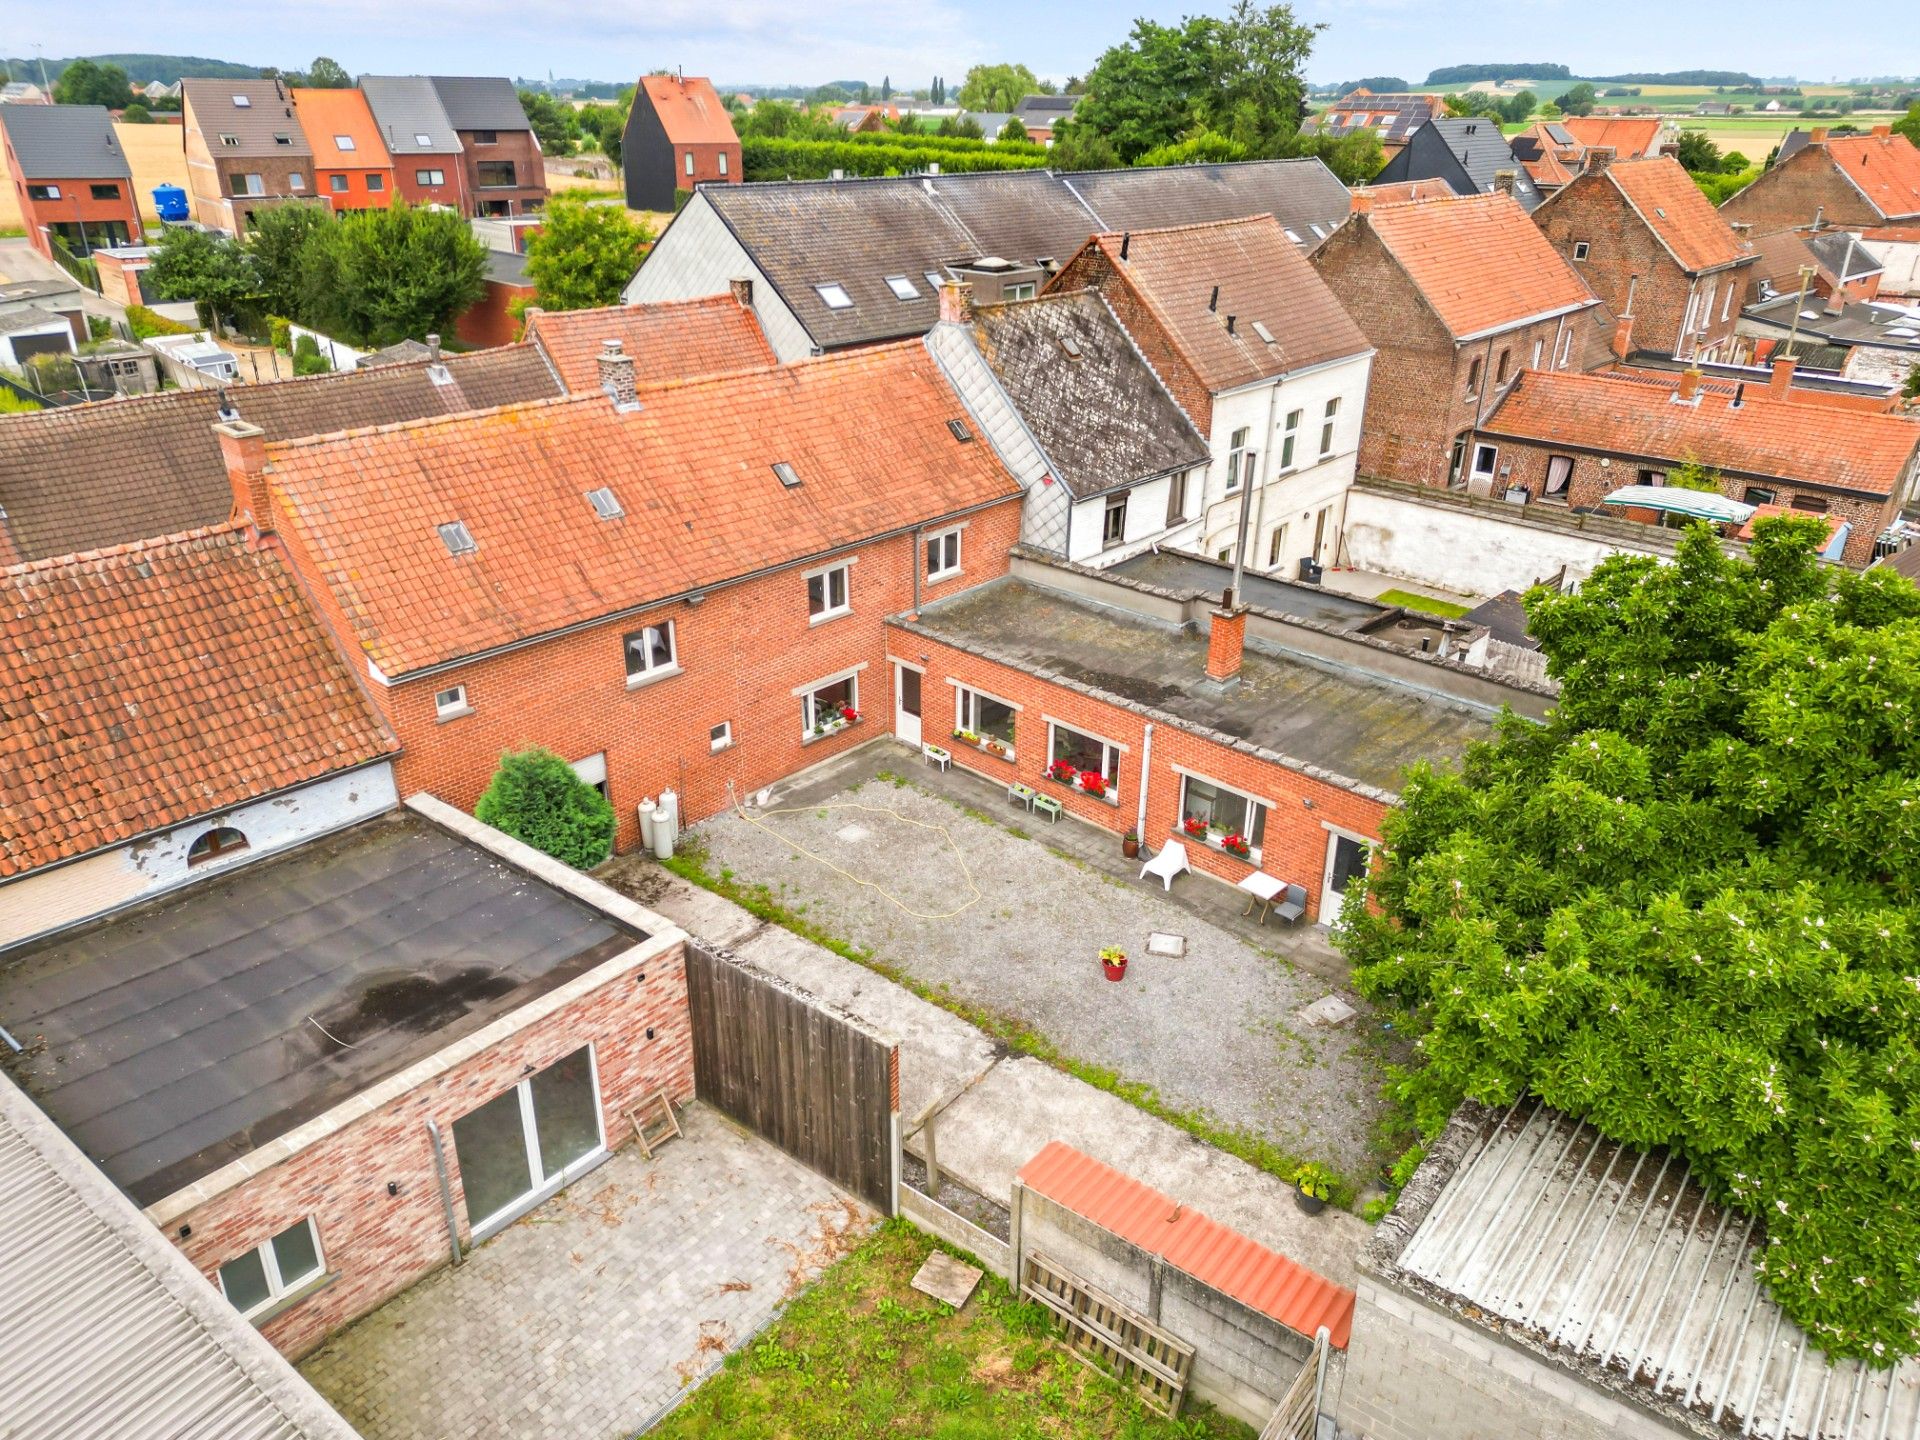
[298,1103,872,1440]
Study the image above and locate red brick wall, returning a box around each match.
[454,278,532,348]
[167,938,694,1359]
[1051,244,1215,433]
[1720,145,1884,236]
[391,155,467,209]
[9,172,142,260]
[459,130,547,214]
[369,500,1023,850]
[676,142,741,189]
[893,626,1388,916]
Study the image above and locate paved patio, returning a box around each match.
[298,1104,871,1440]
[673,745,1403,1181]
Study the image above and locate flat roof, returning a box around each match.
[0,813,642,1204]
[905,579,1495,795]
[1110,549,1387,630]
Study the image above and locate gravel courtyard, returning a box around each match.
[686,767,1398,1181]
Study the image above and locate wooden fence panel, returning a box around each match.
[1021,1251,1195,1418]
[684,941,898,1211]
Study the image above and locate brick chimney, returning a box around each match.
[216,420,271,536]
[1205,607,1247,682]
[597,339,638,410]
[1351,188,1373,214]
[728,276,754,307]
[1611,314,1634,360]
[1769,356,1796,398]
[1584,146,1614,175]
[1810,126,1829,144]
[1676,367,1703,402]
[1493,169,1518,195]
[937,278,974,326]
[1872,123,1892,139]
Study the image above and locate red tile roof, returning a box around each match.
[1068,217,1369,392]
[1827,133,1920,221]
[1559,116,1666,160]
[1481,369,1920,497]
[1607,363,1898,414]
[635,75,740,148]
[1364,192,1599,339]
[1353,179,1453,208]
[264,342,1022,676]
[1017,1141,1356,1347]
[525,297,775,394]
[0,528,396,878]
[1603,157,1751,273]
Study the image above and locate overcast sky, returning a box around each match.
[11,0,1905,90]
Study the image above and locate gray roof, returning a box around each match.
[1110,549,1387,630]
[0,813,642,1204]
[428,76,532,133]
[1060,159,1352,241]
[0,1076,361,1440]
[180,78,313,158]
[0,277,83,306]
[484,247,531,285]
[1375,117,1542,211]
[0,103,131,181]
[1383,1102,1920,1439]
[965,290,1209,499]
[1014,94,1077,124]
[0,306,73,335]
[357,75,462,155]
[1806,228,1884,281]
[1743,292,1920,354]
[906,578,1496,795]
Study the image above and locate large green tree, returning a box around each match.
[1676,128,1724,173]
[517,89,578,155]
[54,58,132,108]
[144,226,258,324]
[302,56,352,88]
[303,201,487,345]
[524,200,653,310]
[1891,101,1920,148]
[246,202,335,318]
[1344,518,1920,1361]
[1560,81,1597,116]
[956,62,1040,114]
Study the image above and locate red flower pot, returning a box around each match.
[1102,958,1128,982]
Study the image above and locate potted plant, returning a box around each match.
[1293,1161,1335,1215]
[1078,769,1108,799]
[1221,831,1251,859]
[1100,946,1128,981]
[840,705,860,724]
[1122,829,1140,859]
[1183,815,1208,839]
[1045,759,1078,785]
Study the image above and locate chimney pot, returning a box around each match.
[1769,356,1796,398]
[936,278,974,326]
[597,339,639,410]
[1810,126,1829,144]
[216,420,272,537]
[728,276,753,308]
[426,332,440,364]
[1119,232,1130,261]
[1584,147,1615,174]
[1493,168,1518,195]
[1205,607,1247,682]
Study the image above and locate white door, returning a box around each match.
[894,663,923,748]
[1319,830,1372,927]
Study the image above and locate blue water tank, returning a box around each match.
[152,185,189,222]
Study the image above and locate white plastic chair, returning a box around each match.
[1139,839,1191,891]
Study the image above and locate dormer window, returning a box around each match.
[188,826,249,866]
[437,521,476,555]
[815,283,854,310]
[885,275,920,300]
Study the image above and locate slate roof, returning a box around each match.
[1373,117,1542,211]
[963,289,1209,499]
[1064,216,1371,392]
[635,74,739,147]
[290,86,391,170]
[1479,368,1920,497]
[427,76,533,133]
[0,346,562,563]
[180,79,312,158]
[1357,192,1600,339]
[358,75,462,155]
[1060,159,1352,246]
[0,103,130,181]
[1014,94,1076,125]
[1826,132,1920,220]
[262,341,1022,676]
[0,527,396,880]
[525,296,775,393]
[1574,156,1752,273]
[1807,228,1884,279]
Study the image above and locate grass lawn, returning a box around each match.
[1377,589,1470,618]
[653,1220,1255,1440]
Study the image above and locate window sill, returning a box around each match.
[434,705,475,724]
[952,734,1016,764]
[1175,829,1261,866]
[803,715,863,746]
[808,608,851,628]
[243,1270,339,1329]
[927,568,964,586]
[1042,773,1119,806]
[626,664,684,691]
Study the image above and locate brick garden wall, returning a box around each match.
[890,624,1389,916]
[162,938,695,1360]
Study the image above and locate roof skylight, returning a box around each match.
[773,462,802,488]
[232,94,252,107]
[816,283,854,310]
[586,487,623,519]
[1251,320,1276,344]
[414,132,432,146]
[437,521,477,556]
[947,419,973,443]
[885,275,920,300]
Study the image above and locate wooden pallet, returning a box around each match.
[1021,1251,1194,1418]
[626,1088,683,1159]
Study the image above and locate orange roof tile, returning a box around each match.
[636,75,740,148]
[1604,156,1752,273]
[1365,192,1599,339]
[1607,363,1898,414]
[1560,116,1665,160]
[1827,133,1920,221]
[1072,216,1369,391]
[264,341,1022,676]
[292,87,392,169]
[0,528,396,878]
[1016,1142,1356,1347]
[1481,369,1920,497]
[1353,179,1452,207]
[525,297,775,393]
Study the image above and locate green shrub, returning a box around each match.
[270,315,292,353]
[292,350,331,376]
[474,747,617,869]
[740,136,1049,183]
[0,387,42,413]
[125,304,193,339]
[86,314,111,342]
[293,333,320,359]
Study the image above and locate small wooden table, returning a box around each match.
[1008,781,1037,810]
[1236,872,1287,924]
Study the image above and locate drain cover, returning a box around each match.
[1146,931,1187,958]
[1299,994,1357,1027]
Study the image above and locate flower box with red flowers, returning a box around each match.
[1042,761,1117,804]
[1182,816,1209,838]
[1220,832,1251,858]
[807,708,864,742]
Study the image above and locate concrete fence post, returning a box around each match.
[924,1109,940,1197]
[1008,1178,1027,1289]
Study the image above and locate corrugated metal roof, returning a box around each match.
[0,103,131,181]
[1017,1141,1356,1347]
[0,1075,362,1440]
[1395,1103,1920,1438]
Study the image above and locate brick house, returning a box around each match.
[1309,191,1612,491]
[427,76,548,216]
[290,86,395,211]
[623,73,742,212]
[358,75,469,211]
[1721,125,1920,236]
[1048,217,1376,572]
[1470,365,1920,565]
[1532,154,1756,362]
[180,78,316,236]
[0,102,141,258]
[232,336,1025,849]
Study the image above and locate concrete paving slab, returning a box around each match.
[911,1250,983,1309]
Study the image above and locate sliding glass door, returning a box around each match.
[453,1045,605,1238]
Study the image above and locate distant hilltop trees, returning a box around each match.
[1424,63,1570,85]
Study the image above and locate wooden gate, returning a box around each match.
[683,941,899,1211]
[1021,1251,1195,1417]
[1259,1326,1330,1440]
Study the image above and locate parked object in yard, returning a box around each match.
[1122,830,1140,859]
[1139,839,1191,891]
[1293,1161,1335,1215]
[1100,947,1128,981]
[1235,870,1287,925]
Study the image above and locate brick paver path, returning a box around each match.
[300,1104,871,1440]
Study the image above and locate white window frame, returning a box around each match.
[799,670,861,739]
[417,168,446,186]
[1226,426,1251,492]
[806,560,851,623]
[1004,281,1036,301]
[1572,241,1590,261]
[815,282,854,310]
[1555,326,1574,368]
[717,151,728,176]
[709,721,733,752]
[1721,282,1734,321]
[1045,718,1122,802]
[925,526,962,581]
[288,172,305,192]
[217,1218,325,1320]
[1266,521,1289,569]
[1470,443,1499,482]
[1531,338,1544,369]
[1279,409,1301,470]
[1174,769,1268,863]
[684,151,695,176]
[1320,396,1339,457]
[623,618,679,687]
[434,684,472,720]
[1102,490,1130,549]
[952,683,1019,757]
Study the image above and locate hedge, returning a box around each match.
[742,136,1050,183]
[125,304,194,339]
